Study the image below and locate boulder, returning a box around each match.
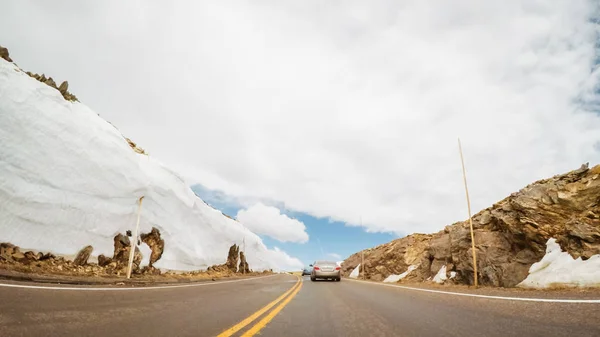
[73,245,93,266]
[58,81,69,94]
[140,227,165,267]
[0,45,12,62]
[97,254,112,267]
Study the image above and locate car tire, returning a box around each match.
[310,276,316,281]
[336,277,341,282]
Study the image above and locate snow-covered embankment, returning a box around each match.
[0,58,301,272]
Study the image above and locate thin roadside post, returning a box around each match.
[361,250,365,280]
[458,138,478,287]
[126,196,144,279]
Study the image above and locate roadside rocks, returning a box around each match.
[73,245,93,266]
[226,244,240,272]
[112,233,142,271]
[97,254,112,267]
[342,163,600,287]
[206,243,254,276]
[239,251,250,274]
[140,227,165,267]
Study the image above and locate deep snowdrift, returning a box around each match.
[0,59,302,271]
[518,238,600,288]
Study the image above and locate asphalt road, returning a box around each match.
[1,274,599,337]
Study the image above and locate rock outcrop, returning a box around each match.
[73,245,93,266]
[342,163,600,287]
[0,45,78,101]
[239,251,250,274]
[226,244,240,272]
[112,233,142,271]
[140,227,165,267]
[0,45,12,62]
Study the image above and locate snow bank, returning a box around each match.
[0,59,303,271]
[383,265,418,283]
[433,265,447,284]
[349,264,360,278]
[518,238,600,288]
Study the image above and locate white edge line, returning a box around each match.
[345,278,600,303]
[0,274,281,291]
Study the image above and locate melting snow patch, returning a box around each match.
[433,265,448,284]
[518,238,600,289]
[383,265,418,283]
[349,264,360,279]
[449,271,457,279]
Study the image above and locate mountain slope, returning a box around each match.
[0,56,302,272]
[342,163,600,287]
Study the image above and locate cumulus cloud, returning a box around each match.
[1,1,599,237]
[236,203,309,243]
[267,247,305,271]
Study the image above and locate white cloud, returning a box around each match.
[236,203,309,243]
[266,247,304,272]
[328,253,342,260]
[1,1,599,237]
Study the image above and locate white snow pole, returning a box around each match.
[458,138,478,287]
[126,196,144,279]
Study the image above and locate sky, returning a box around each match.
[1,1,599,268]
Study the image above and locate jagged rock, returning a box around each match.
[343,164,600,287]
[44,77,57,88]
[58,81,69,94]
[239,251,250,273]
[98,254,112,267]
[113,233,142,270]
[73,245,93,266]
[140,227,165,267]
[226,244,240,272]
[0,45,12,62]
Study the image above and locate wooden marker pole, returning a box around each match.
[458,138,478,287]
[126,196,144,279]
[361,250,365,280]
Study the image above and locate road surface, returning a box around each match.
[1,274,599,337]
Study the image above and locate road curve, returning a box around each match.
[1,274,599,337]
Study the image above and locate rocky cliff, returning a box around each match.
[342,163,600,287]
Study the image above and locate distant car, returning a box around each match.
[310,260,341,281]
[301,266,312,276]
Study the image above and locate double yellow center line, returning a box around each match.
[217,275,303,337]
